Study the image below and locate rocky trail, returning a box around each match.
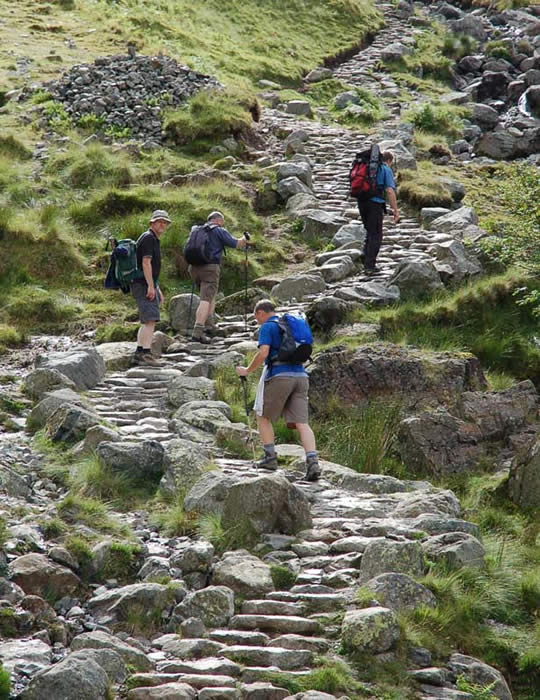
[1,1,539,699]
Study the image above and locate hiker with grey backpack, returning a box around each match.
[184,210,248,344]
[235,299,321,482]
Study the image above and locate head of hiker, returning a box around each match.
[207,210,225,226]
[149,209,171,235]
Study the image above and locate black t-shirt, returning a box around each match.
[136,229,161,282]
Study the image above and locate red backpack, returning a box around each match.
[349,145,382,201]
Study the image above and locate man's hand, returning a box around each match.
[236,366,249,377]
[158,288,164,304]
[393,211,400,224]
[146,286,156,301]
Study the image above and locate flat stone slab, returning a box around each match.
[220,645,313,671]
[229,615,321,635]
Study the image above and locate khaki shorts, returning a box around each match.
[262,375,309,424]
[190,264,220,303]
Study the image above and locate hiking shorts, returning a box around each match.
[262,375,309,424]
[190,264,220,303]
[131,280,160,323]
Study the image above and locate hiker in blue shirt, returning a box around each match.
[236,299,321,482]
[358,151,400,274]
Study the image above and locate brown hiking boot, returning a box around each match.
[191,331,212,344]
[255,453,278,471]
[133,352,162,367]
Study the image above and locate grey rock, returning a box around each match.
[45,404,100,443]
[508,436,540,509]
[381,42,413,61]
[11,553,80,597]
[390,260,444,299]
[168,376,217,407]
[448,16,487,41]
[448,653,512,700]
[305,67,333,82]
[0,638,52,674]
[213,551,274,597]
[215,289,267,317]
[392,490,461,519]
[27,388,91,432]
[169,293,200,333]
[430,240,482,285]
[36,348,105,390]
[71,630,153,671]
[306,296,351,333]
[300,210,342,239]
[276,176,312,201]
[471,103,499,128]
[271,273,326,302]
[334,91,359,109]
[422,532,485,568]
[429,207,479,233]
[95,341,137,371]
[222,473,312,535]
[171,540,214,573]
[0,465,32,498]
[20,653,110,700]
[314,256,355,283]
[477,130,519,159]
[221,644,312,670]
[350,281,400,306]
[69,648,127,683]
[179,400,233,434]
[175,586,234,627]
[160,438,213,496]
[73,424,121,456]
[241,683,289,700]
[127,683,197,700]
[96,440,165,479]
[184,471,242,515]
[286,192,319,216]
[342,607,401,653]
[276,162,312,188]
[438,177,466,203]
[24,367,77,401]
[331,222,366,247]
[378,138,417,170]
[87,583,171,625]
[360,539,425,580]
[285,100,312,117]
[365,573,437,611]
[421,208,451,227]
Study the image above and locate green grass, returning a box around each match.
[151,490,200,537]
[312,396,405,476]
[270,564,298,590]
[263,658,367,696]
[197,512,259,554]
[404,102,470,141]
[0,664,10,700]
[378,272,540,386]
[57,493,131,537]
[398,165,455,209]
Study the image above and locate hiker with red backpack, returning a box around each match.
[235,299,321,482]
[349,145,399,274]
[184,210,248,344]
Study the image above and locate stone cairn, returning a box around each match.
[43,50,221,142]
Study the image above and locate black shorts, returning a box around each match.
[131,281,160,323]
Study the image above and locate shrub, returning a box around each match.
[270,564,297,590]
[197,512,258,553]
[0,324,24,352]
[406,102,468,139]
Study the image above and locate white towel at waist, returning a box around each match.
[254,365,268,416]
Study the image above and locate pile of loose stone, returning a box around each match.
[41,51,220,142]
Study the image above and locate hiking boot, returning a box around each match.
[364,265,379,275]
[133,352,162,367]
[191,331,212,344]
[305,456,321,482]
[256,453,278,471]
[205,323,225,338]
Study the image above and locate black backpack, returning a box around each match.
[349,144,383,202]
[184,224,213,266]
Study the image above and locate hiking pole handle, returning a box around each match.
[243,231,251,241]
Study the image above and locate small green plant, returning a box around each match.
[270,564,297,590]
[77,114,106,132]
[102,542,142,582]
[406,102,467,139]
[0,664,10,700]
[57,493,130,536]
[197,512,258,554]
[105,124,132,140]
[0,608,17,638]
[456,675,497,699]
[39,517,68,539]
[42,101,72,132]
[263,658,366,696]
[484,40,512,61]
[151,491,199,537]
[64,535,94,576]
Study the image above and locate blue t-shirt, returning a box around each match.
[371,163,396,204]
[258,316,308,380]
[206,224,238,264]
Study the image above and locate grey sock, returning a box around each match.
[263,443,276,457]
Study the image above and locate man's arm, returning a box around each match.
[142,257,155,300]
[236,345,270,377]
[386,187,399,223]
[218,227,247,250]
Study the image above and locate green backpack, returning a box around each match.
[113,238,142,292]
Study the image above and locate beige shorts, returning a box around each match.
[190,264,220,303]
[262,375,309,424]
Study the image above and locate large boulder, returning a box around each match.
[95,342,137,371]
[36,348,105,390]
[365,573,437,612]
[449,16,487,41]
[508,437,540,509]
[168,376,217,408]
[27,388,91,432]
[430,239,482,285]
[331,222,366,247]
[0,639,52,674]
[24,368,77,401]
[286,192,319,217]
[71,630,152,671]
[87,583,172,625]
[276,161,312,188]
[378,139,417,170]
[184,472,242,515]
[346,281,400,306]
[471,103,499,129]
[428,206,479,234]
[285,100,312,117]
[10,553,80,597]
[341,607,401,653]
[299,210,342,239]
[390,261,444,299]
[422,533,485,568]
[169,293,200,333]
[448,654,512,700]
[313,256,355,283]
[306,297,351,332]
[20,654,110,700]
[45,404,100,443]
[271,273,326,302]
[175,586,235,627]
[96,440,165,480]
[212,551,274,597]
[308,343,487,413]
[222,473,312,535]
[127,683,196,700]
[176,400,233,434]
[215,288,267,316]
[276,176,312,201]
[73,424,121,456]
[160,438,213,496]
[359,540,425,580]
[477,130,519,159]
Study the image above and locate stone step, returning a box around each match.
[208,630,270,647]
[220,645,313,671]
[229,615,321,635]
[241,600,305,616]
[267,634,331,653]
[266,592,348,612]
[155,656,240,677]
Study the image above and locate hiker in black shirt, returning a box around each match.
[131,209,171,367]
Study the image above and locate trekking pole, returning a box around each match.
[243,232,250,334]
[240,376,257,462]
[186,279,195,338]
